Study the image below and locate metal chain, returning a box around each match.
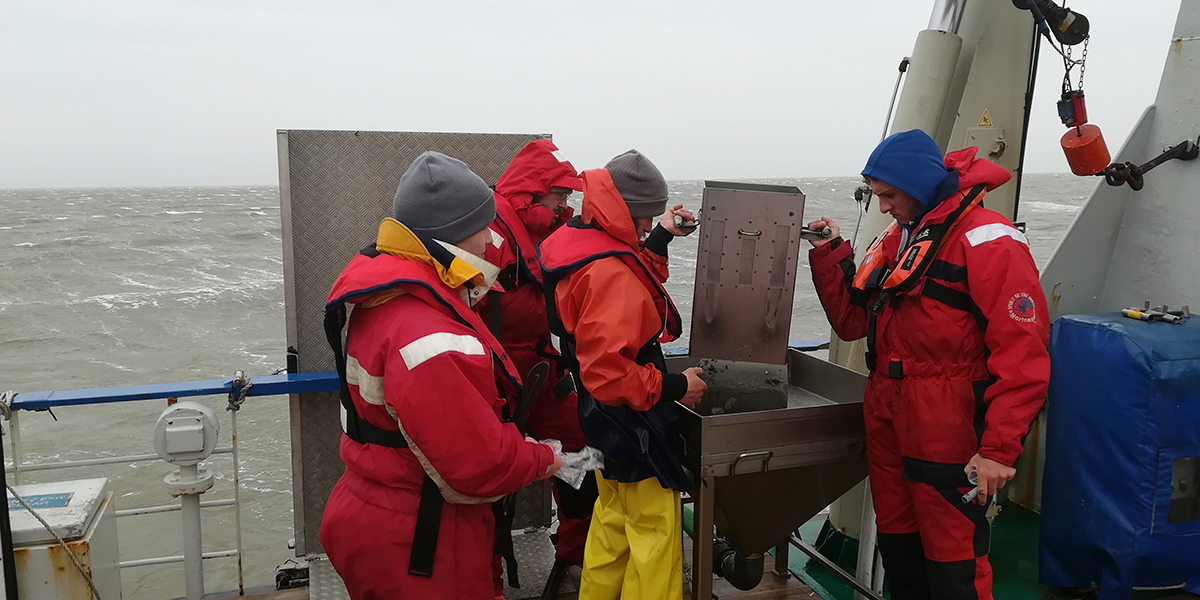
[1061,38,1075,92]
[1057,3,1087,92]
[1078,36,1089,90]
[7,483,103,600]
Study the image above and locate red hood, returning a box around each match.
[580,168,640,249]
[495,140,583,198]
[496,139,583,245]
[944,146,1011,192]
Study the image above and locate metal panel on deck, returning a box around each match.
[278,130,548,555]
[689,181,806,364]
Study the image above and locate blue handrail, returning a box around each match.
[11,372,339,412]
[10,339,829,412]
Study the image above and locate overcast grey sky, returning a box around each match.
[0,0,1184,188]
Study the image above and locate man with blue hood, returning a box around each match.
[807,130,1050,600]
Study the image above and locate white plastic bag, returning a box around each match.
[541,439,605,490]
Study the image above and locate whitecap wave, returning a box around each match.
[1021,201,1081,214]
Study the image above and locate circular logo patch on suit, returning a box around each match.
[1008,292,1037,323]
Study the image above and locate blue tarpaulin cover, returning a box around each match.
[1041,313,1200,598]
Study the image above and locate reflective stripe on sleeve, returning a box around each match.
[346,355,385,405]
[965,223,1028,247]
[399,332,486,370]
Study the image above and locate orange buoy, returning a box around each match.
[1061,124,1111,176]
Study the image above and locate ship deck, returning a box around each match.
[235,511,1200,600]
[249,547,820,600]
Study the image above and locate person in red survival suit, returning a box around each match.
[319,151,563,600]
[539,150,707,599]
[474,140,597,572]
[806,130,1050,600]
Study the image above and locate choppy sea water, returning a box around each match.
[0,173,1095,599]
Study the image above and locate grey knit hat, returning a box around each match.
[393,152,496,244]
[605,150,669,219]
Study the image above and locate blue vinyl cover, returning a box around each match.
[1040,313,1200,598]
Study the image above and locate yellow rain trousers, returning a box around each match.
[578,472,683,600]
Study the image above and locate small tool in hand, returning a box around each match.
[673,214,698,234]
[801,226,833,241]
[962,469,980,504]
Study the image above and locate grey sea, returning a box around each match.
[0,173,1095,599]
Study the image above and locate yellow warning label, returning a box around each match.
[978,110,993,127]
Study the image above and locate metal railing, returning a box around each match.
[2,370,340,596]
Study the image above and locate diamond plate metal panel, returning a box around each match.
[503,528,578,600]
[511,479,553,530]
[308,555,351,600]
[279,130,549,555]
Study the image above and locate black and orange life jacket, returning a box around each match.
[854,184,987,372]
[854,184,986,309]
[538,216,688,491]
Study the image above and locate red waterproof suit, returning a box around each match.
[319,219,555,600]
[809,149,1050,600]
[477,140,594,564]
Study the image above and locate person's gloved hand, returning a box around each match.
[544,450,563,479]
[529,436,564,479]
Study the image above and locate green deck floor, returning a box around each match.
[783,503,1183,600]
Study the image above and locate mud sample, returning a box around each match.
[694,358,788,416]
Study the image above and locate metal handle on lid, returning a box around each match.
[737,229,762,237]
[730,450,773,474]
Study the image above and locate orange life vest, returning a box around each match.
[853,184,987,313]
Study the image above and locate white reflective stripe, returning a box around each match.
[346,355,385,405]
[489,228,504,249]
[965,223,1028,247]
[346,341,502,504]
[395,419,502,505]
[399,332,486,370]
[550,334,561,353]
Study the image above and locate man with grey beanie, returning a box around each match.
[321,151,561,599]
[539,150,705,599]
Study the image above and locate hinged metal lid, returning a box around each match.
[688,181,806,364]
[8,478,109,546]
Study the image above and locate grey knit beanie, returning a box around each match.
[605,150,669,219]
[393,152,496,244]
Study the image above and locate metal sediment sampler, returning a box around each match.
[673,181,868,600]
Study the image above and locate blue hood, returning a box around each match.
[862,130,955,215]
